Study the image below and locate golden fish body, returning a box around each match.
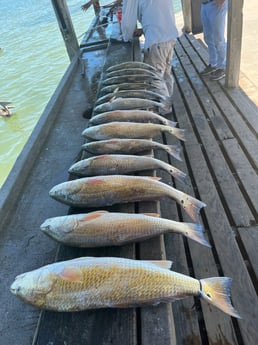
[68,154,186,183]
[82,122,185,141]
[89,109,177,127]
[82,139,181,161]
[10,257,240,318]
[40,211,210,247]
[49,175,205,222]
[94,98,165,113]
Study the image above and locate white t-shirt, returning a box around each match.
[122,0,178,49]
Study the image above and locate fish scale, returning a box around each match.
[10,257,241,317]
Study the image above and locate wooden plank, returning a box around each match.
[173,44,258,344]
[174,37,255,227]
[238,226,258,279]
[223,138,258,218]
[170,86,238,344]
[185,34,258,168]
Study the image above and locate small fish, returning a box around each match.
[94,97,166,113]
[82,122,185,141]
[102,75,161,86]
[10,256,240,317]
[49,175,206,222]
[89,110,177,127]
[68,154,186,183]
[100,82,165,95]
[106,61,157,72]
[82,138,182,161]
[105,68,159,78]
[41,211,210,247]
[95,89,171,106]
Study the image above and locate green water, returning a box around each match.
[0,0,182,188]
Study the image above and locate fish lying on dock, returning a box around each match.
[102,75,162,86]
[68,154,186,183]
[49,175,206,222]
[95,89,171,106]
[90,109,177,127]
[41,211,210,247]
[100,82,166,95]
[0,101,14,117]
[94,97,166,113]
[82,138,182,161]
[106,61,158,72]
[105,67,160,78]
[82,122,185,141]
[10,256,240,317]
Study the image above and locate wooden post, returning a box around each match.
[51,0,79,61]
[225,0,244,87]
[181,0,192,33]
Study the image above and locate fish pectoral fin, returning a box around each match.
[81,211,109,222]
[146,176,162,181]
[142,260,173,270]
[143,213,160,218]
[60,266,84,283]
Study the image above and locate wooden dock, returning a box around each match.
[0,15,257,345]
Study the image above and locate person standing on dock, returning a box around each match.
[200,0,228,81]
[121,0,178,114]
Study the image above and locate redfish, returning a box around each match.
[95,89,170,106]
[10,256,240,317]
[102,75,161,86]
[40,211,210,247]
[82,139,182,161]
[68,154,186,183]
[106,61,157,72]
[49,175,206,222]
[82,122,185,141]
[105,67,160,78]
[89,110,177,127]
[100,82,164,95]
[94,98,165,113]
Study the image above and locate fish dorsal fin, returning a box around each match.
[146,176,162,181]
[143,260,173,270]
[109,95,117,103]
[144,213,160,218]
[81,211,109,222]
[60,266,84,283]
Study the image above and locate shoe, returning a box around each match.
[200,64,217,76]
[210,69,225,81]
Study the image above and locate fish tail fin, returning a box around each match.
[167,166,187,184]
[166,119,177,127]
[165,144,182,161]
[182,223,211,247]
[200,277,241,318]
[171,128,186,141]
[179,193,206,222]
